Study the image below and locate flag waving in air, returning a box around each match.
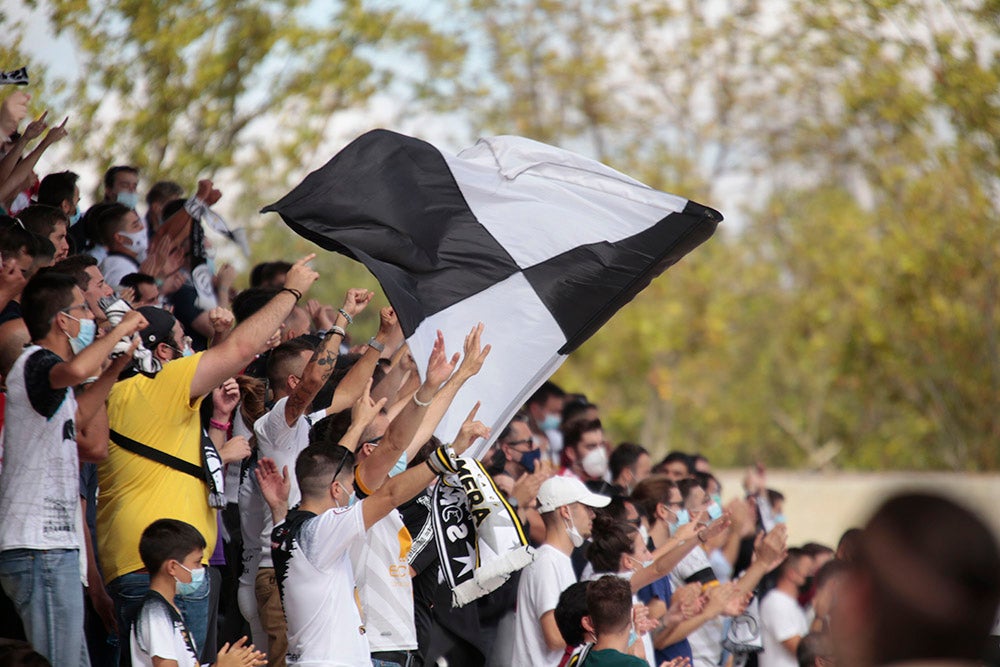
[264,129,720,458]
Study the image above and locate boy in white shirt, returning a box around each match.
[131,518,265,667]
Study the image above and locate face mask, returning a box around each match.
[119,228,149,263]
[69,208,81,226]
[540,414,561,431]
[638,524,650,546]
[175,564,205,596]
[565,513,584,548]
[116,191,140,210]
[518,448,542,474]
[581,446,609,478]
[774,513,787,525]
[64,315,97,354]
[347,491,357,507]
[668,509,690,536]
[706,501,723,522]
[711,493,723,507]
[388,451,408,478]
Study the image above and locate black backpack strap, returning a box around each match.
[109,428,204,481]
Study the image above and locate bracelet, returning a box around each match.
[209,419,231,431]
[338,308,353,325]
[327,325,346,338]
[367,336,385,353]
[280,287,302,302]
[412,391,434,407]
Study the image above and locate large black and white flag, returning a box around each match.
[264,129,720,458]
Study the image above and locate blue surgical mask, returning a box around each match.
[711,493,723,507]
[175,564,206,596]
[116,191,140,210]
[388,451,408,478]
[540,414,561,431]
[669,509,690,536]
[69,208,81,226]
[774,513,787,525]
[347,491,357,507]
[64,315,97,354]
[707,501,723,522]
[519,448,542,474]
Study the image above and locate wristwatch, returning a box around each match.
[367,336,385,353]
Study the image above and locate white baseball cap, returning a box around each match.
[536,475,612,513]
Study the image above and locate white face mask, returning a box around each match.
[581,446,609,478]
[564,512,585,548]
[119,228,149,263]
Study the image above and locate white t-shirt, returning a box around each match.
[0,346,82,554]
[670,547,724,667]
[759,589,807,667]
[512,543,577,667]
[349,510,417,652]
[100,253,140,289]
[253,397,325,568]
[130,592,200,667]
[275,503,369,666]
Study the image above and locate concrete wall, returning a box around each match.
[713,469,1000,548]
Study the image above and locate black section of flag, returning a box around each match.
[262,129,519,337]
[522,200,720,354]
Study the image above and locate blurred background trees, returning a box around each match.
[12,0,999,469]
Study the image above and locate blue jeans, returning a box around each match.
[108,569,211,665]
[0,548,91,667]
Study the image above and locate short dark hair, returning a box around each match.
[610,442,647,481]
[766,488,785,507]
[814,559,849,590]
[51,254,98,290]
[630,475,677,523]
[120,272,156,290]
[0,219,40,258]
[146,180,184,206]
[138,518,206,575]
[677,477,705,502]
[36,171,78,208]
[858,493,1000,664]
[295,444,354,499]
[527,380,564,406]
[775,547,808,581]
[657,451,692,475]
[562,418,602,451]
[797,632,832,667]
[561,394,596,424]
[103,165,139,191]
[16,205,68,238]
[554,581,591,648]
[87,202,133,246]
[250,261,293,288]
[309,412,352,449]
[265,337,316,389]
[497,412,530,444]
[22,272,76,340]
[586,575,634,635]
[232,287,280,323]
[801,542,834,560]
[587,514,638,574]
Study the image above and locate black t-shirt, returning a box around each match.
[0,300,21,327]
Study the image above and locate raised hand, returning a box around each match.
[0,91,30,136]
[342,288,374,318]
[697,513,732,545]
[209,307,235,335]
[453,402,490,455]
[21,110,47,141]
[377,306,398,337]
[283,254,319,297]
[755,523,788,569]
[42,117,68,145]
[455,322,491,380]
[255,457,290,512]
[661,657,691,667]
[423,330,459,389]
[212,377,241,419]
[351,378,388,430]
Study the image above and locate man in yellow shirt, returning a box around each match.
[98,254,319,664]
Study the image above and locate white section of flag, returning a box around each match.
[408,272,568,459]
[445,136,691,270]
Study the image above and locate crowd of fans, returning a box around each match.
[0,89,999,667]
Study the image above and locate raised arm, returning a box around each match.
[322,304,395,416]
[403,322,491,459]
[284,288,372,424]
[49,310,147,390]
[732,524,788,598]
[355,329,460,494]
[0,118,68,203]
[190,254,318,400]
